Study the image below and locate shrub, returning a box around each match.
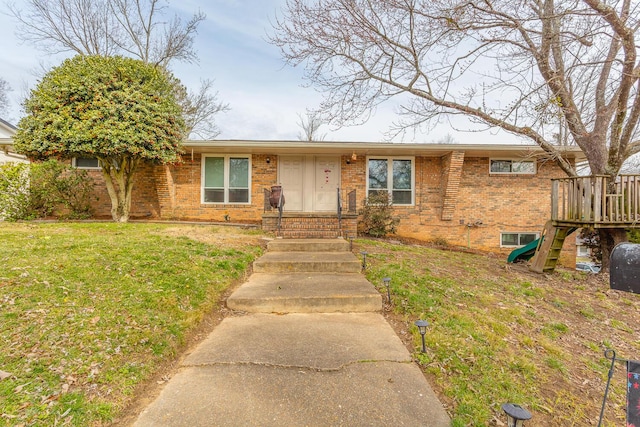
[358,192,399,237]
[53,165,95,219]
[0,162,31,221]
[0,160,94,221]
[430,237,449,247]
[28,159,67,218]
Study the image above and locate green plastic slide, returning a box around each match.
[507,238,541,263]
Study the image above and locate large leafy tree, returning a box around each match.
[272,0,640,267]
[13,55,186,222]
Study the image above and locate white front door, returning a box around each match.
[279,156,304,211]
[314,156,340,211]
[278,155,341,212]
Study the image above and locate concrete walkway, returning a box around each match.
[133,239,450,426]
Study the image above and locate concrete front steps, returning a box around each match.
[227,239,382,313]
[134,238,450,426]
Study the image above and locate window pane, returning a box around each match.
[512,161,535,173]
[393,160,411,190]
[76,157,99,168]
[229,189,249,203]
[204,157,224,188]
[204,189,224,203]
[368,159,388,189]
[491,160,511,173]
[229,158,249,188]
[519,233,537,245]
[392,190,411,205]
[501,233,518,246]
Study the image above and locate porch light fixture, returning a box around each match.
[414,319,429,353]
[351,152,357,161]
[360,251,368,271]
[501,403,532,427]
[383,277,391,303]
[266,157,271,164]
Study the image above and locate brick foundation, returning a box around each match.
[263,212,358,239]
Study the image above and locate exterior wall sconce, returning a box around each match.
[351,152,357,161]
[414,319,429,353]
[383,277,391,304]
[266,157,271,164]
[501,403,532,427]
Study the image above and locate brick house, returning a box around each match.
[70,140,583,264]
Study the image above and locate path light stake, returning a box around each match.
[360,251,368,271]
[501,403,532,427]
[383,277,391,304]
[414,319,429,353]
[349,235,354,251]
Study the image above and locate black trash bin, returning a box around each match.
[610,243,640,294]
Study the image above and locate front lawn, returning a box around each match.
[357,238,640,427]
[0,223,264,426]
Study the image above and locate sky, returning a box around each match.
[0,0,521,144]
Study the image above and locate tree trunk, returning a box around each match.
[598,228,628,272]
[99,156,139,223]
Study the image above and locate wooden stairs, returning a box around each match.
[530,221,578,273]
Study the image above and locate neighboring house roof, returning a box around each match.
[0,117,16,138]
[183,140,587,162]
[0,118,28,163]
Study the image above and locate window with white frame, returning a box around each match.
[367,157,414,205]
[577,245,591,257]
[202,155,251,204]
[500,232,539,247]
[490,159,536,174]
[73,157,101,169]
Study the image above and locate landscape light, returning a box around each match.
[383,277,391,303]
[360,251,368,271]
[501,403,532,427]
[414,319,429,353]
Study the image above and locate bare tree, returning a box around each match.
[176,79,229,139]
[108,0,203,67]
[8,0,204,65]
[434,134,458,145]
[8,0,225,138]
[272,0,640,265]
[8,0,117,56]
[297,109,327,141]
[0,78,10,116]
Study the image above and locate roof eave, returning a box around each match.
[183,139,587,160]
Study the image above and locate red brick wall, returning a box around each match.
[339,154,575,265]
[88,154,277,223]
[87,152,575,264]
[84,162,160,219]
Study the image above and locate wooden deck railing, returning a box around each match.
[552,175,640,225]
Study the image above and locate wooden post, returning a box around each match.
[551,180,559,220]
